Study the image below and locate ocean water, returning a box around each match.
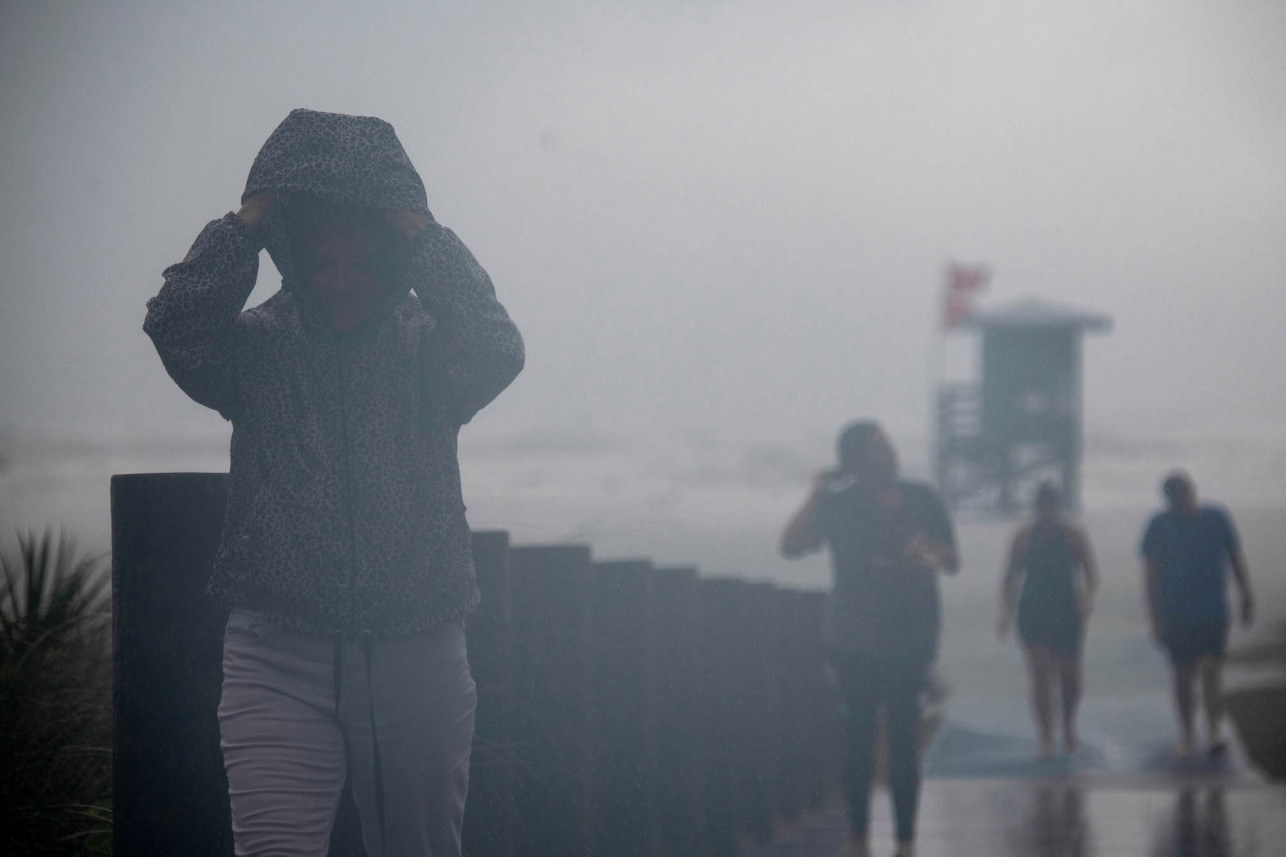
[2,425,1283,726]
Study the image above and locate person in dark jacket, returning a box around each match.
[145,109,524,857]
[780,421,958,857]
[997,481,1098,759]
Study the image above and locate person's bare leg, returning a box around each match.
[1025,647,1056,758]
[1198,657,1227,753]
[1172,664,1198,755]
[1057,655,1083,753]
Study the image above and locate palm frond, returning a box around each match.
[0,528,113,854]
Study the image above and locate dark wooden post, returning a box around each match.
[773,589,807,823]
[463,530,516,857]
[740,582,783,842]
[650,566,702,857]
[111,473,232,857]
[695,578,750,857]
[508,545,596,857]
[589,559,658,857]
[799,590,841,809]
[112,471,840,854]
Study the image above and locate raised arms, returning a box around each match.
[142,195,276,418]
[780,472,830,559]
[402,218,525,424]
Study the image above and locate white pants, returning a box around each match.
[218,610,476,856]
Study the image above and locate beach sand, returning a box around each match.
[2,425,1283,775]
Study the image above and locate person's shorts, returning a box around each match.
[1018,608,1084,659]
[1161,616,1229,669]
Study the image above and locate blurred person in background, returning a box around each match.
[1142,471,1254,757]
[997,481,1099,759]
[144,109,524,856]
[781,421,958,857]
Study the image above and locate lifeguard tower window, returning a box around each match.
[935,298,1111,514]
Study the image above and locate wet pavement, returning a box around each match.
[922,697,1262,781]
[741,693,1286,856]
[739,779,1286,857]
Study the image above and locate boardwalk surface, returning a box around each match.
[738,779,1286,857]
[741,696,1286,856]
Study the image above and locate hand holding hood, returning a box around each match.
[244,109,433,302]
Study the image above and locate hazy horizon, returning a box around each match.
[2,1,1283,449]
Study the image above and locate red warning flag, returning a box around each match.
[942,262,990,329]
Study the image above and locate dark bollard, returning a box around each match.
[111,473,366,856]
[740,582,782,842]
[651,566,703,857]
[797,590,841,810]
[773,590,813,824]
[509,544,597,857]
[590,559,658,857]
[464,530,517,857]
[696,578,751,857]
[111,473,233,857]
[112,471,836,855]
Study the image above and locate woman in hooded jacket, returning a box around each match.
[145,109,524,857]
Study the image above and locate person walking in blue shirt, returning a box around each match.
[1142,472,1255,757]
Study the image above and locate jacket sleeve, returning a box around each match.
[408,223,525,424]
[143,213,261,420]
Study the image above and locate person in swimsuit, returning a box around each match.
[997,482,1098,759]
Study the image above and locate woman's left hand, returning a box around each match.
[386,209,432,241]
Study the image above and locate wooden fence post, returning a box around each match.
[464,530,516,857]
[740,582,783,843]
[650,566,702,857]
[773,590,810,824]
[111,473,232,857]
[111,473,840,856]
[508,545,596,857]
[590,559,658,857]
[695,578,751,857]
[799,591,841,810]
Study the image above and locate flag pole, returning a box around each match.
[929,261,948,487]
[934,261,991,497]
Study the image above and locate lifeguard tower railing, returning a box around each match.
[934,298,1111,514]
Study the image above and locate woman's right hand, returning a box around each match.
[236,191,278,229]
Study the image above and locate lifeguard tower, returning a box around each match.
[934,298,1111,513]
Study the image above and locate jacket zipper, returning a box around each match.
[338,339,388,857]
[336,338,360,637]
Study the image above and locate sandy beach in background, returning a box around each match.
[2,424,1283,716]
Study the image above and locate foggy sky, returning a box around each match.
[2,0,1283,448]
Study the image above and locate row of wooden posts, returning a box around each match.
[111,474,843,857]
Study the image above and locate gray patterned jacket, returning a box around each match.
[144,109,524,637]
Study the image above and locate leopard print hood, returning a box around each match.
[245,108,431,306]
